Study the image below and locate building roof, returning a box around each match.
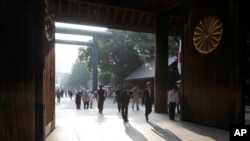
[124,56,177,80]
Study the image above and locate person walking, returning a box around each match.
[168,86,179,120]
[75,91,82,109]
[131,84,140,110]
[96,85,106,114]
[89,91,95,108]
[115,85,122,112]
[60,88,64,98]
[56,89,61,103]
[142,81,154,122]
[119,90,133,122]
[82,91,90,109]
[68,89,73,100]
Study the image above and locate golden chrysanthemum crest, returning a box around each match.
[193,16,223,54]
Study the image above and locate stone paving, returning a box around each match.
[46,96,229,141]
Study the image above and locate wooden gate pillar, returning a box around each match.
[154,11,169,113]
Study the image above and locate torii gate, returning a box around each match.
[55,26,112,91]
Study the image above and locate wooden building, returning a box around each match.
[0,0,249,141]
[124,57,180,90]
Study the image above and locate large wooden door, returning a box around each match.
[182,0,242,129]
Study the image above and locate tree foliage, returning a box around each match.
[99,72,112,86]
[78,29,179,87]
[60,59,91,89]
[168,36,180,56]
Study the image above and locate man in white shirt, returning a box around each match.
[131,85,140,110]
[168,86,179,120]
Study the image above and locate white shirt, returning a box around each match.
[168,90,179,104]
[132,87,140,99]
[88,93,94,102]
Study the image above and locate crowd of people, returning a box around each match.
[55,81,180,122]
[56,87,95,109]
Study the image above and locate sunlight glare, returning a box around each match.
[55,33,93,42]
[55,44,81,73]
[55,22,107,31]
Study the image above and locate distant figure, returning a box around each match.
[97,85,106,114]
[131,84,140,110]
[112,92,116,104]
[56,89,61,103]
[89,91,95,108]
[75,91,82,109]
[115,85,122,112]
[60,88,64,98]
[120,90,133,122]
[82,91,90,109]
[142,81,154,122]
[168,86,179,120]
[68,90,73,100]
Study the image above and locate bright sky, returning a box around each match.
[55,44,81,73]
[55,22,107,73]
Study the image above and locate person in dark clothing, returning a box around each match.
[68,90,73,100]
[75,91,82,109]
[120,90,133,122]
[97,85,106,114]
[142,81,154,122]
[56,89,61,103]
[115,85,122,112]
[60,88,64,98]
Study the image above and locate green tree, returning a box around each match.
[60,73,71,88]
[78,47,92,71]
[78,29,179,87]
[168,36,180,56]
[79,29,153,85]
[60,59,91,89]
[99,72,112,86]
